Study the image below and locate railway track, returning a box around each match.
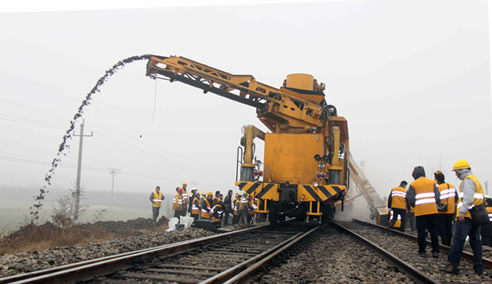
[0,223,320,284]
[335,219,492,283]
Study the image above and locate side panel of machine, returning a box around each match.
[263,133,324,185]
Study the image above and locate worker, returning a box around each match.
[232,193,240,225]
[173,187,185,223]
[191,191,201,221]
[444,160,484,275]
[213,190,221,206]
[481,197,492,247]
[188,187,198,215]
[223,189,233,225]
[248,195,257,224]
[434,170,458,246]
[211,196,224,222]
[406,166,440,258]
[239,193,250,224]
[180,182,189,215]
[201,192,213,219]
[149,185,164,222]
[387,180,408,232]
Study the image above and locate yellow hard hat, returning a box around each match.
[434,170,443,175]
[201,191,206,195]
[183,181,187,185]
[452,160,471,171]
[207,192,213,196]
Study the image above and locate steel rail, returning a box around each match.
[352,218,492,269]
[332,221,438,284]
[0,224,269,284]
[220,225,321,284]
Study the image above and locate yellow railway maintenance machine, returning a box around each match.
[146,55,349,224]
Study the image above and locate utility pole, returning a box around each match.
[107,168,120,194]
[73,120,93,224]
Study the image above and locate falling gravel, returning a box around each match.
[29,55,153,221]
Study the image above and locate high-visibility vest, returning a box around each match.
[173,193,184,210]
[201,198,211,219]
[181,188,188,204]
[456,175,484,219]
[233,198,239,215]
[486,206,492,222]
[437,183,456,215]
[152,191,163,208]
[211,204,223,221]
[248,199,257,214]
[390,187,407,210]
[410,177,438,216]
[191,197,200,215]
[239,197,249,210]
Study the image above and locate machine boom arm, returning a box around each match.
[146,55,329,133]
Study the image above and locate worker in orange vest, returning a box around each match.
[387,180,409,232]
[201,192,213,219]
[191,191,201,221]
[434,170,458,246]
[406,166,440,258]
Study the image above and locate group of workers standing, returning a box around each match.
[150,181,258,226]
[387,160,490,275]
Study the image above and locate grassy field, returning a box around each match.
[0,187,175,234]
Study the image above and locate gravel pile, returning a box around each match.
[341,222,492,283]
[0,225,213,278]
[249,226,413,283]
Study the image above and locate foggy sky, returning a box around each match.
[0,0,491,206]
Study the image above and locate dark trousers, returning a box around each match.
[152,207,160,222]
[416,214,439,253]
[437,213,454,246]
[448,219,483,273]
[223,208,231,225]
[389,208,406,232]
[174,210,181,223]
[481,222,492,247]
[232,214,239,225]
[406,211,416,231]
[191,214,199,221]
[239,209,248,224]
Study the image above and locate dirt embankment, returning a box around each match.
[0,217,168,255]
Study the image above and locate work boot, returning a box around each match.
[443,263,459,274]
[418,251,425,257]
[432,251,439,258]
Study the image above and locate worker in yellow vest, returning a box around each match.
[173,188,185,223]
[149,185,164,222]
[406,166,440,258]
[232,193,240,225]
[180,182,188,216]
[445,160,484,275]
[387,180,409,232]
[434,170,458,246]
